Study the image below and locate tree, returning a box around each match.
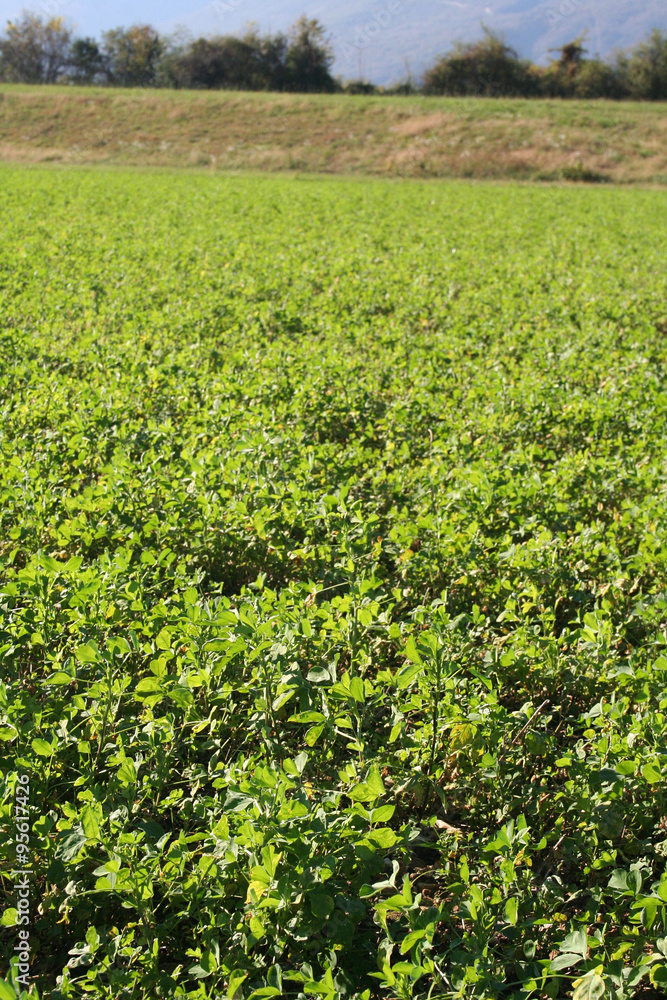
[422,27,535,97]
[569,58,626,99]
[155,24,289,91]
[69,37,105,84]
[285,17,335,92]
[101,25,164,87]
[165,34,256,90]
[541,34,589,96]
[0,10,71,83]
[250,26,288,90]
[622,29,667,100]
[554,36,588,75]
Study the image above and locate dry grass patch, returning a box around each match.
[0,85,666,183]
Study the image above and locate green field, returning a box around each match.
[2,166,667,1000]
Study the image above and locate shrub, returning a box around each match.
[423,27,537,97]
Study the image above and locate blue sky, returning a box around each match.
[1,0,665,85]
[0,0,330,37]
[0,0,484,81]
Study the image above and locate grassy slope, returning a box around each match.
[0,83,666,183]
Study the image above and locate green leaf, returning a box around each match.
[136,819,165,840]
[366,765,385,797]
[450,723,477,749]
[525,731,547,756]
[272,689,295,712]
[155,629,172,650]
[349,781,376,803]
[135,677,163,695]
[188,964,213,979]
[561,928,588,957]
[305,724,325,746]
[627,869,643,895]
[609,870,630,892]
[0,977,17,1000]
[551,953,584,971]
[201,949,217,972]
[504,897,518,926]
[309,891,334,918]
[93,861,118,890]
[652,965,667,985]
[31,738,55,757]
[377,962,396,986]
[349,676,365,703]
[396,663,421,689]
[76,642,99,663]
[400,928,426,953]
[56,831,88,861]
[169,685,193,709]
[46,671,75,685]
[372,804,396,822]
[86,925,100,949]
[224,791,255,812]
[109,636,131,655]
[642,763,662,784]
[523,939,537,960]
[368,827,397,849]
[116,760,137,786]
[572,973,606,1000]
[0,909,18,927]
[186,949,217,979]
[404,637,422,665]
[227,971,248,999]
[289,711,326,724]
[261,845,282,877]
[81,805,100,841]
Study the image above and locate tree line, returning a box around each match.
[422,27,667,100]
[0,13,337,92]
[1,10,666,100]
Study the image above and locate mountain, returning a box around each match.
[155,0,667,84]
